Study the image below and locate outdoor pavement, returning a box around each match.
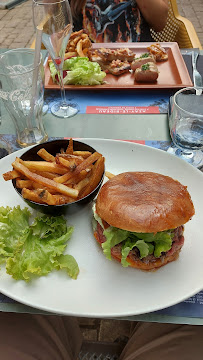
[0,0,202,48]
[0,0,202,344]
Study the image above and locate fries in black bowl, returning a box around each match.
[3,139,105,215]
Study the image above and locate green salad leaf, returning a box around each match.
[0,206,79,281]
[0,206,30,262]
[93,208,174,267]
[49,57,106,86]
[104,227,173,267]
[103,227,129,260]
[121,239,153,267]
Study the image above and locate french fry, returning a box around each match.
[82,48,89,56]
[53,172,73,184]
[37,148,55,162]
[57,153,84,162]
[32,182,58,194]
[35,189,57,205]
[4,139,105,205]
[82,37,91,48]
[66,138,73,154]
[12,158,79,199]
[33,171,59,180]
[16,179,34,189]
[73,177,90,192]
[105,171,115,179]
[3,169,21,181]
[21,161,68,175]
[56,156,71,168]
[64,167,93,185]
[64,51,77,59]
[68,46,76,52]
[61,158,79,170]
[64,31,93,59]
[76,39,85,57]
[73,151,92,158]
[52,194,75,205]
[69,29,84,40]
[79,156,105,198]
[22,188,74,205]
[54,152,102,184]
[72,152,102,176]
[70,36,81,46]
[22,188,45,204]
[81,33,88,39]
[16,179,58,194]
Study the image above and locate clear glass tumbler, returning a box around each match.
[0,48,48,147]
[168,87,203,168]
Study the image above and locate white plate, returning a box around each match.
[0,139,203,318]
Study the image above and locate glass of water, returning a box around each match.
[167,87,203,168]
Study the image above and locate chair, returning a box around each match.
[150,0,202,49]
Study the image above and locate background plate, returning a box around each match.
[0,139,202,317]
[44,42,193,90]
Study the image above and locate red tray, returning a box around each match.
[44,42,193,90]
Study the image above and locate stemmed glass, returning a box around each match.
[167,87,203,168]
[32,0,79,118]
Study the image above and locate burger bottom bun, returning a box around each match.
[111,248,181,271]
[94,231,182,271]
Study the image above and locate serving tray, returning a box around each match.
[44,42,193,90]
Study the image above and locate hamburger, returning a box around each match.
[92,172,195,270]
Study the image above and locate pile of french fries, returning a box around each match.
[65,30,92,59]
[3,139,105,206]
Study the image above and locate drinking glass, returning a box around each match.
[0,48,48,147]
[167,87,203,168]
[0,137,12,158]
[32,0,79,118]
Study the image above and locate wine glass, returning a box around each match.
[167,87,203,168]
[32,0,79,118]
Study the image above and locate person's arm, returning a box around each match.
[136,0,169,32]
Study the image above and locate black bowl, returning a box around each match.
[12,139,105,215]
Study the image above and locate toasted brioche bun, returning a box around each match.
[96,172,195,233]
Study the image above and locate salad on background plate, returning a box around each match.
[49,57,106,86]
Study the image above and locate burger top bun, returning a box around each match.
[96,172,195,233]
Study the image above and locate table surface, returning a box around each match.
[0,48,202,325]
